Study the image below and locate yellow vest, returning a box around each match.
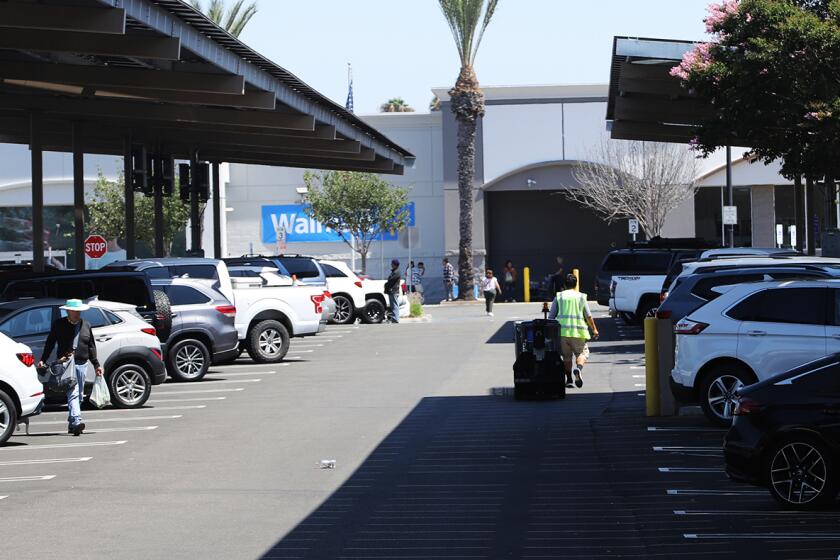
[556,290,590,340]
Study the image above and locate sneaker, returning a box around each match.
[72,423,85,436]
[489,312,494,317]
[573,368,583,388]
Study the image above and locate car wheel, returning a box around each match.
[247,320,289,363]
[152,290,172,342]
[167,338,210,382]
[0,390,17,445]
[699,364,755,427]
[331,295,355,325]
[108,364,152,408]
[362,299,386,324]
[767,437,839,509]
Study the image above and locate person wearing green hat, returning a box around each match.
[38,299,103,436]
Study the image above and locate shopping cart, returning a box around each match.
[512,303,565,400]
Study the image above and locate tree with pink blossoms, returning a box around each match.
[672,0,840,181]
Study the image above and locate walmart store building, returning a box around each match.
[0,84,816,302]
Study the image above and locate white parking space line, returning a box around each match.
[632,375,645,378]
[289,343,325,348]
[158,379,260,386]
[149,397,226,403]
[39,405,205,415]
[0,496,6,500]
[659,467,724,473]
[0,457,92,467]
[634,384,646,387]
[648,427,725,433]
[630,366,646,370]
[667,489,765,496]
[637,393,645,397]
[205,371,276,377]
[316,335,343,339]
[675,509,840,516]
[206,364,268,369]
[0,440,127,451]
[34,415,181,425]
[654,446,722,452]
[285,349,313,353]
[0,475,56,483]
[685,533,840,540]
[30,426,158,435]
[283,357,305,361]
[148,388,244,396]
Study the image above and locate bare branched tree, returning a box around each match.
[565,140,699,238]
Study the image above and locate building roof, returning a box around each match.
[0,0,413,173]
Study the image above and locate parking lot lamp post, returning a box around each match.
[72,122,85,270]
[726,146,734,248]
[30,111,44,273]
[123,135,135,259]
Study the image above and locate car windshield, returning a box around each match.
[280,258,321,278]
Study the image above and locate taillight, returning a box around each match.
[734,396,763,416]
[16,353,34,367]
[311,294,324,313]
[674,319,708,335]
[151,348,162,361]
[216,305,236,318]
[656,309,672,319]
[354,280,363,288]
[323,291,332,299]
[141,327,157,337]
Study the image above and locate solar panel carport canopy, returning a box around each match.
[0,0,414,271]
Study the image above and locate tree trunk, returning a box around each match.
[449,66,484,301]
[360,251,367,275]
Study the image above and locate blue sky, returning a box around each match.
[238,0,712,114]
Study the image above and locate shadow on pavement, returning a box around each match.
[485,321,515,344]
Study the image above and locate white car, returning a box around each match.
[0,298,165,409]
[671,279,840,426]
[319,260,408,324]
[0,332,43,444]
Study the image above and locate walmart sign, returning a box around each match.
[261,203,415,244]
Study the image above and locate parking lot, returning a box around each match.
[2,303,840,559]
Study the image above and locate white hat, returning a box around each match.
[60,299,90,312]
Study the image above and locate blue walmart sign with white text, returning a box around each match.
[261,203,415,244]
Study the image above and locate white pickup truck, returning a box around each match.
[609,274,665,324]
[229,273,326,363]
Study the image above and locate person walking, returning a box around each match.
[502,260,517,302]
[551,256,566,297]
[442,258,455,301]
[384,259,402,323]
[548,274,599,389]
[37,299,103,436]
[405,260,416,292]
[414,262,426,299]
[481,269,502,317]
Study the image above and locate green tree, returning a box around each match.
[429,95,442,112]
[380,98,415,113]
[87,170,195,256]
[672,0,840,181]
[302,171,410,274]
[437,0,499,299]
[189,0,257,37]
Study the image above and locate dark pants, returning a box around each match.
[484,290,496,313]
[503,282,516,302]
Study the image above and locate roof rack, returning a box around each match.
[626,237,717,250]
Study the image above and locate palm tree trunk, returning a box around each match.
[455,114,476,300]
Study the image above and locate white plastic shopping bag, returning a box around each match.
[90,375,111,409]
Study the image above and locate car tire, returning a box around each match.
[766,436,839,509]
[699,363,755,427]
[0,390,18,445]
[331,295,355,325]
[153,290,173,342]
[167,338,211,382]
[108,363,152,408]
[246,320,290,363]
[362,299,386,324]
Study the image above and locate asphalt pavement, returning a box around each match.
[2,303,839,559]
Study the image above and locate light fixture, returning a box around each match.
[295,186,309,195]
[526,178,537,188]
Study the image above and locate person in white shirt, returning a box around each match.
[480,269,502,316]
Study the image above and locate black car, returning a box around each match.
[224,254,326,286]
[724,354,840,509]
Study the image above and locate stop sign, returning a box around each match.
[84,235,108,259]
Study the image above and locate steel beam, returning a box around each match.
[614,97,714,123]
[189,151,201,255]
[201,153,398,173]
[95,87,276,110]
[0,61,245,94]
[124,135,135,259]
[72,123,85,270]
[212,162,222,259]
[30,112,44,272]
[0,28,181,60]
[0,4,125,34]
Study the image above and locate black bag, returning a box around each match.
[37,323,81,389]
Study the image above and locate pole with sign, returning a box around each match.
[628,218,639,242]
[275,226,287,254]
[84,235,107,260]
[722,205,738,247]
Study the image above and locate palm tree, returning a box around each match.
[189,0,258,38]
[437,0,499,300]
[380,98,415,113]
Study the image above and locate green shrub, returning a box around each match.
[409,293,424,318]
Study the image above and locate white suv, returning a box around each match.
[0,332,43,444]
[671,279,840,425]
[320,260,408,324]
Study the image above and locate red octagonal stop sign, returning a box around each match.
[84,235,108,259]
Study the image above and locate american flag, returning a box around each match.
[345,63,354,113]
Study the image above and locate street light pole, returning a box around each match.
[726,145,734,248]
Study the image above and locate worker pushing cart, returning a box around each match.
[548,273,599,389]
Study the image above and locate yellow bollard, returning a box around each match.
[644,317,660,416]
[523,267,530,303]
[572,268,580,292]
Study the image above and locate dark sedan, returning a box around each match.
[724,354,840,509]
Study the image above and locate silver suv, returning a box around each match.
[152,279,239,381]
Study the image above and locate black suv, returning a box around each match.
[223,255,326,286]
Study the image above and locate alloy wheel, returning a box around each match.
[706,374,744,420]
[175,343,205,379]
[333,297,351,323]
[0,401,8,434]
[114,369,148,406]
[771,442,827,505]
[259,328,282,357]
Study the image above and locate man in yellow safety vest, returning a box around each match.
[548,273,599,389]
